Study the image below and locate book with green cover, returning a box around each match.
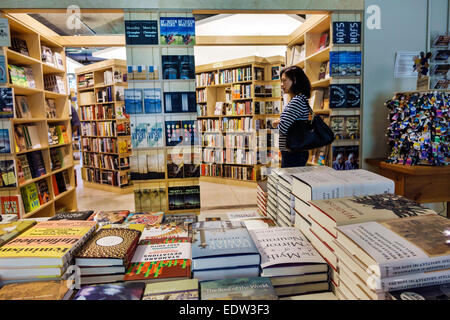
[8,65,27,87]
[21,183,40,213]
[0,220,36,247]
[142,278,199,300]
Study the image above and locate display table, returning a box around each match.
[366,159,450,217]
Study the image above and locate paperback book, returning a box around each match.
[162,55,195,80]
[142,278,198,300]
[0,87,14,118]
[72,282,145,300]
[0,159,16,188]
[143,88,162,114]
[124,89,143,114]
[160,17,195,46]
[0,128,10,154]
[200,277,278,300]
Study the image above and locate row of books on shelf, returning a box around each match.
[41,46,65,70]
[200,163,256,181]
[254,84,281,98]
[14,124,41,152]
[43,74,67,94]
[104,69,126,85]
[232,84,252,99]
[195,66,279,87]
[96,86,116,103]
[0,89,59,119]
[83,167,129,187]
[81,137,130,154]
[77,73,94,88]
[125,89,197,114]
[219,66,253,84]
[48,124,70,146]
[202,148,256,165]
[80,103,116,121]
[81,121,117,137]
[19,170,71,213]
[8,64,36,88]
[82,153,124,171]
[263,166,450,300]
[222,117,254,132]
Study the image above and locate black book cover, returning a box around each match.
[27,151,46,178]
[168,186,185,210]
[347,84,361,108]
[36,180,50,204]
[49,211,94,221]
[167,153,184,179]
[165,120,184,147]
[183,185,200,209]
[164,92,196,113]
[162,55,195,80]
[54,172,67,193]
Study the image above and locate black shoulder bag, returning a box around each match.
[286,108,335,152]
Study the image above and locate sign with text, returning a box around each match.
[125,20,158,45]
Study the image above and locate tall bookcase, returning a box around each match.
[124,10,200,215]
[196,55,285,185]
[75,59,132,193]
[0,14,77,218]
[286,13,362,169]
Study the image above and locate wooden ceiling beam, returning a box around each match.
[57,35,125,47]
[196,35,290,46]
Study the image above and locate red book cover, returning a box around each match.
[0,196,21,217]
[52,174,60,196]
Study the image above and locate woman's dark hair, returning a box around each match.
[280,66,311,99]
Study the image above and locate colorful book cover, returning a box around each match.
[0,128,10,154]
[124,212,164,227]
[0,87,14,118]
[200,277,278,300]
[72,282,145,300]
[143,88,162,114]
[87,210,130,226]
[160,17,195,46]
[0,195,21,217]
[0,220,36,247]
[147,118,164,147]
[124,239,191,281]
[124,88,143,114]
[0,159,16,188]
[389,283,450,300]
[21,183,40,213]
[0,54,7,84]
[143,278,198,300]
[140,221,191,240]
[8,65,27,87]
[0,220,97,262]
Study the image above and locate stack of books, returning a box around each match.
[191,221,260,282]
[266,174,278,223]
[334,213,449,300]
[271,167,331,227]
[200,277,278,300]
[256,181,268,217]
[75,227,142,285]
[250,227,329,297]
[0,220,96,286]
[291,169,395,293]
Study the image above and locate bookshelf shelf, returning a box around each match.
[47,117,71,123]
[10,84,41,95]
[44,90,69,99]
[23,200,54,219]
[311,78,331,88]
[12,118,47,124]
[53,187,76,202]
[307,46,331,62]
[42,63,65,75]
[5,48,41,65]
[76,59,130,192]
[16,146,49,155]
[49,142,72,149]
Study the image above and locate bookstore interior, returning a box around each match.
[0,1,449,303]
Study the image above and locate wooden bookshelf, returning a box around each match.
[286,13,363,168]
[75,59,131,193]
[195,55,284,184]
[0,14,77,218]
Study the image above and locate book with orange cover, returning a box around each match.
[0,220,97,268]
[0,280,72,300]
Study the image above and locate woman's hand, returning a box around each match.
[272,119,280,128]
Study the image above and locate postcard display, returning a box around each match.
[0,15,77,219]
[286,13,363,169]
[124,11,200,214]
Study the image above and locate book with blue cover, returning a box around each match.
[147,118,164,147]
[160,17,195,46]
[191,221,260,271]
[200,277,278,300]
[124,89,143,114]
[0,54,6,84]
[143,88,162,114]
[193,266,260,282]
[131,117,149,149]
[0,128,10,153]
[330,51,361,77]
[0,87,14,118]
[164,92,196,113]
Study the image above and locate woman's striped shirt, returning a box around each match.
[278,94,311,151]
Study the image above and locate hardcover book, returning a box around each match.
[338,214,448,279]
[143,278,198,300]
[162,55,195,80]
[200,277,278,300]
[0,128,10,154]
[15,95,31,118]
[140,221,191,240]
[124,212,164,227]
[87,210,131,226]
[124,238,191,282]
[0,87,14,118]
[164,91,196,113]
[160,17,195,46]
[191,221,260,270]
[249,227,327,277]
[143,88,162,113]
[20,182,40,213]
[0,195,21,217]
[124,88,143,114]
[332,145,359,170]
[49,211,95,221]
[75,228,141,267]
[0,159,16,188]
[389,283,450,300]
[72,282,145,300]
[0,220,36,247]
[0,220,97,267]
[0,280,71,300]
[10,37,29,56]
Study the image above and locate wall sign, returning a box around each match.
[125,20,158,45]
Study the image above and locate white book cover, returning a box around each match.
[26,125,41,149]
[249,227,325,269]
[131,242,191,263]
[227,210,260,221]
[338,214,450,278]
[140,223,189,240]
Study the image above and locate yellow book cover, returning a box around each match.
[0,220,37,247]
[0,220,97,261]
[0,280,70,300]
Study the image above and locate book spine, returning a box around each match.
[372,269,450,293]
[62,224,97,265]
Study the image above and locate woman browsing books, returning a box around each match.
[272,66,311,167]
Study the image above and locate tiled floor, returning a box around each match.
[75,165,258,216]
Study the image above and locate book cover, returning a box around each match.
[147,118,164,147]
[41,46,54,66]
[167,152,184,178]
[0,280,70,300]
[15,95,31,118]
[0,87,14,118]
[45,98,57,118]
[124,212,164,227]
[0,128,10,154]
[87,210,130,226]
[143,88,162,114]
[114,86,124,101]
[191,221,260,268]
[163,212,197,224]
[389,283,450,300]
[143,278,198,300]
[0,220,36,247]
[49,211,95,221]
[124,239,191,281]
[0,195,21,217]
[345,116,360,139]
[164,92,196,113]
[201,277,278,300]
[76,228,141,266]
[23,67,35,88]
[8,65,27,87]
[0,159,16,188]
[330,116,346,139]
[72,282,145,300]
[183,185,200,209]
[332,145,359,170]
[28,150,46,178]
[124,20,158,45]
[0,221,97,265]
[333,21,361,44]
[160,17,195,46]
[36,180,50,205]
[162,55,195,80]
[21,183,40,213]
[140,221,191,240]
[165,120,184,147]
[124,89,143,114]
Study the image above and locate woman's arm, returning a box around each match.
[278,95,310,134]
